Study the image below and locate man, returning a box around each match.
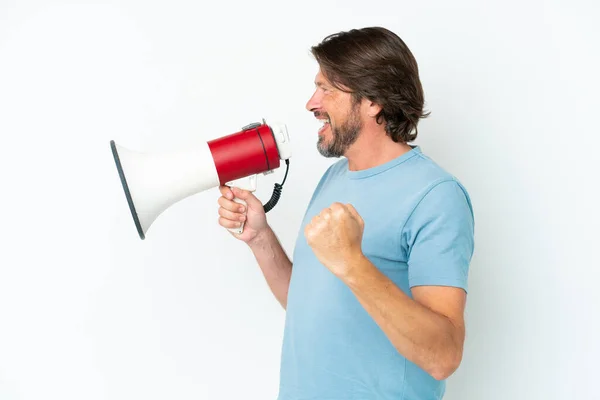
[217,27,475,400]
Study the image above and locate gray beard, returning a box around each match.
[317,110,362,158]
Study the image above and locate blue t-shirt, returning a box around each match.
[277,146,475,400]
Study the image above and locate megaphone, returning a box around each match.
[110,119,291,239]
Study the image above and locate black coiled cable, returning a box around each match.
[263,159,290,213]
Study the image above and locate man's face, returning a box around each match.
[305,69,363,158]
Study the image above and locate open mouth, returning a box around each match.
[317,117,330,134]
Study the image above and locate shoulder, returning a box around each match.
[402,148,473,216]
[398,149,475,243]
[411,178,474,223]
[400,154,475,290]
[409,150,462,186]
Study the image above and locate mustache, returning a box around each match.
[314,111,329,119]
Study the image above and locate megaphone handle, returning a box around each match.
[225,174,257,235]
[228,196,247,235]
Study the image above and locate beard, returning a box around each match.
[317,104,362,158]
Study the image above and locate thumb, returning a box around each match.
[231,187,263,209]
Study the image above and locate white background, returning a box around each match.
[1,0,599,399]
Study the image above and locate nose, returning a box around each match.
[305,89,321,112]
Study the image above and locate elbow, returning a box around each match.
[430,366,455,381]
[429,352,463,381]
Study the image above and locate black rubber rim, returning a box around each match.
[110,140,145,240]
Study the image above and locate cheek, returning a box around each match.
[329,110,342,128]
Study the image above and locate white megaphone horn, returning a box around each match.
[110,119,291,239]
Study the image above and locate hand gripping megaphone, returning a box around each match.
[110,119,291,239]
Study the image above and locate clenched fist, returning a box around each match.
[304,202,365,278]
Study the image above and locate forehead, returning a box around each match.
[313,68,352,93]
[314,70,331,87]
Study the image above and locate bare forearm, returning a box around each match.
[248,226,292,309]
[344,256,464,380]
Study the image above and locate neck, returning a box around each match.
[344,129,413,171]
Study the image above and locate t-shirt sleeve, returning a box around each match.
[402,179,475,292]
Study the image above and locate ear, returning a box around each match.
[366,100,382,118]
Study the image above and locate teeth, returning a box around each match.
[316,117,330,130]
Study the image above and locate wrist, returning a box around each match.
[330,251,368,281]
[247,225,273,248]
[339,252,375,287]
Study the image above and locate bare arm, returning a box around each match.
[344,255,465,380]
[247,226,293,309]
[217,186,292,309]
